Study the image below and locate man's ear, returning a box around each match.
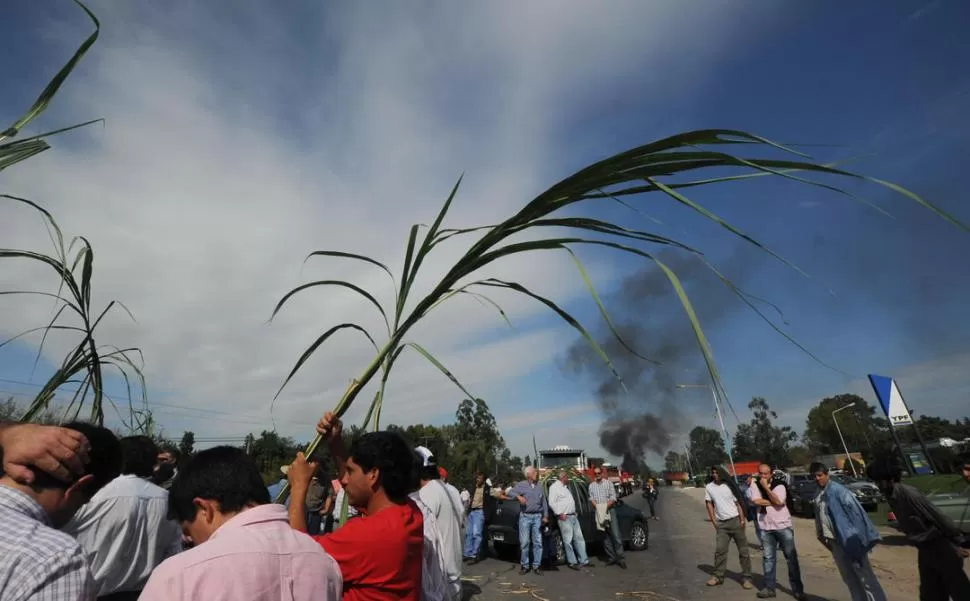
[366,467,380,491]
[63,474,95,505]
[194,497,218,523]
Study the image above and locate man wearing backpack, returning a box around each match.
[749,463,806,600]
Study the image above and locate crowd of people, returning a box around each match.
[704,458,970,601]
[2,415,968,601]
[0,412,597,601]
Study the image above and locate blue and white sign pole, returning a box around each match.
[867,374,937,475]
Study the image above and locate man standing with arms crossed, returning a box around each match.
[549,470,591,570]
[704,466,753,590]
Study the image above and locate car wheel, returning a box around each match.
[551,530,566,566]
[628,520,648,551]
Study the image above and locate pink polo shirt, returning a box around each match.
[748,482,793,531]
[139,503,342,601]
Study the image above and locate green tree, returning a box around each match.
[688,426,727,469]
[803,394,889,458]
[664,451,687,471]
[248,430,300,484]
[178,431,196,459]
[733,397,797,468]
[787,444,814,467]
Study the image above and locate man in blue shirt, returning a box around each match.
[504,466,548,575]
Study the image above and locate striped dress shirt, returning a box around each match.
[0,484,97,601]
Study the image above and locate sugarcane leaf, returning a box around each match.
[0,141,49,171]
[78,237,94,311]
[274,323,379,400]
[561,247,655,364]
[395,224,422,321]
[0,324,85,351]
[647,177,807,278]
[271,280,390,334]
[1,0,100,142]
[91,300,137,331]
[401,341,477,401]
[305,250,397,290]
[469,279,633,382]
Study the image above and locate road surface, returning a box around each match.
[462,485,928,601]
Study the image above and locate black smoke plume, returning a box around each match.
[564,248,759,469]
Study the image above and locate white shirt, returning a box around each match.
[548,481,577,516]
[409,492,450,601]
[64,474,182,595]
[704,482,741,521]
[459,489,470,510]
[444,483,464,526]
[419,481,463,601]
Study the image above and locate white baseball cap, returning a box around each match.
[414,446,436,467]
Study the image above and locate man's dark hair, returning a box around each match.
[159,447,181,463]
[348,431,413,500]
[866,457,902,483]
[121,435,158,478]
[167,446,269,522]
[34,422,122,495]
[956,453,970,470]
[808,462,828,475]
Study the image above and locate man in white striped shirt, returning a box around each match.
[0,421,122,601]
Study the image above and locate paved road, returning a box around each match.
[462,486,917,601]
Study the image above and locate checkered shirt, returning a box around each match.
[0,484,97,601]
[588,479,617,505]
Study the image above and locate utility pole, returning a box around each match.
[832,401,858,477]
[677,383,737,478]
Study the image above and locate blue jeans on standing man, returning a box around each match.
[518,513,543,569]
[464,509,485,559]
[559,514,589,566]
[762,527,804,595]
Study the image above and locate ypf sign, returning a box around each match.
[867,374,913,427]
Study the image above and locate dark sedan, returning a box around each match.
[487,478,649,566]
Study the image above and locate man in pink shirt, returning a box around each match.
[749,464,806,600]
[139,446,342,601]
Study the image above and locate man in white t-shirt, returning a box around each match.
[416,447,463,601]
[704,467,753,590]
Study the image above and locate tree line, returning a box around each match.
[663,393,970,475]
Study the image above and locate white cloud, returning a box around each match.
[1,1,788,451]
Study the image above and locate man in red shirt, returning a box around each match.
[288,412,423,601]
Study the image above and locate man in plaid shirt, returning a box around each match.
[588,467,627,569]
[0,421,122,601]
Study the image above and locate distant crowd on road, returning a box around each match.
[702,457,970,600]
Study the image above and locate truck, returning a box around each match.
[538,447,634,497]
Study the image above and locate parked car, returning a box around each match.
[487,477,649,565]
[925,491,970,535]
[832,475,882,512]
[789,480,818,517]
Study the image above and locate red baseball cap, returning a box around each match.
[438,466,448,480]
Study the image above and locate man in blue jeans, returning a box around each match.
[505,466,548,575]
[750,463,806,599]
[463,472,488,563]
[548,470,591,570]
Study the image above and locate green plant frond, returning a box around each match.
[469,278,634,383]
[271,280,390,335]
[0,141,49,171]
[78,237,94,311]
[403,176,464,300]
[562,247,656,364]
[274,324,379,400]
[0,290,80,312]
[646,177,807,278]
[304,250,397,291]
[33,304,73,378]
[0,324,86,351]
[427,287,513,328]
[401,341,477,401]
[395,224,423,323]
[1,0,100,143]
[91,300,137,331]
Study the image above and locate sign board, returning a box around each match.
[867,374,913,427]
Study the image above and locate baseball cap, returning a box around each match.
[438,466,448,480]
[414,446,436,467]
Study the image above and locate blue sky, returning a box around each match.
[1,0,969,464]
